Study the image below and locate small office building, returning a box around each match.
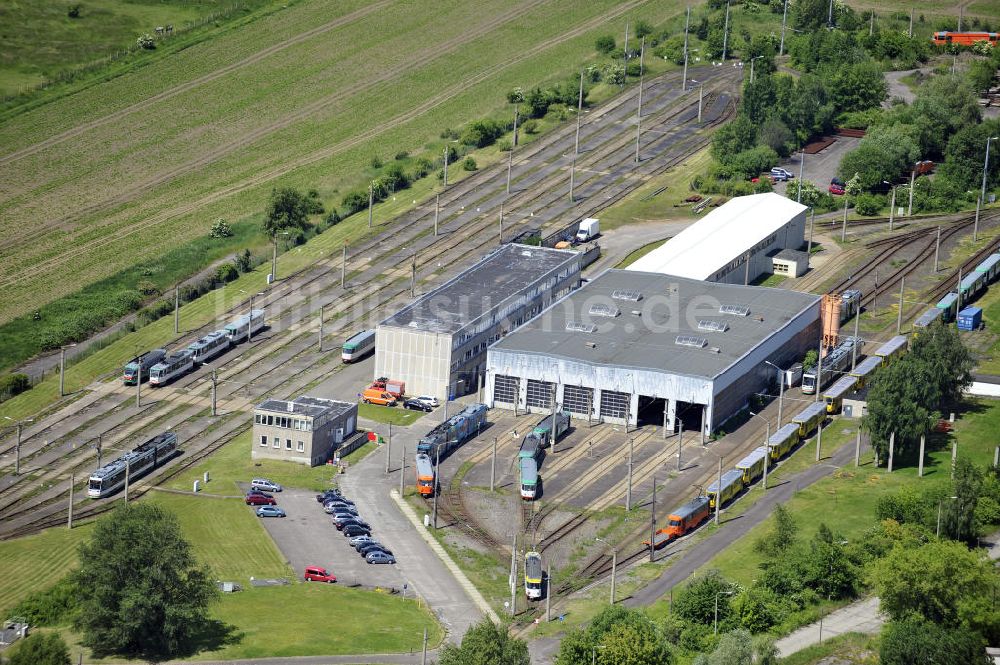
[772,249,810,278]
[375,243,581,402]
[252,396,357,466]
[626,192,808,284]
[486,270,820,437]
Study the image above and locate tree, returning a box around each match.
[72,503,217,658]
[838,124,921,189]
[674,570,734,626]
[940,118,1000,191]
[828,61,888,113]
[556,606,670,665]
[711,115,757,163]
[909,316,974,406]
[595,35,616,54]
[754,503,797,556]
[880,618,989,665]
[263,187,311,237]
[438,619,530,665]
[692,628,753,665]
[943,459,983,544]
[800,524,858,599]
[870,539,1000,634]
[5,633,70,665]
[756,116,793,157]
[863,355,934,462]
[792,0,830,31]
[968,59,997,97]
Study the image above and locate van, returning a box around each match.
[362,388,397,407]
[770,167,794,181]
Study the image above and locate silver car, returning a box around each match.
[366,551,396,564]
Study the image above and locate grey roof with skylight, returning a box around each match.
[380,244,579,334]
[491,270,820,379]
[256,396,355,419]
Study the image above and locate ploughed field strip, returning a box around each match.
[0,64,738,539]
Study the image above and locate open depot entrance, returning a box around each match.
[635,395,700,432]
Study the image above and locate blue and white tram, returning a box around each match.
[936,292,959,322]
[975,254,1000,283]
[149,349,195,386]
[187,330,231,364]
[913,307,944,331]
[840,289,862,323]
[87,432,178,498]
[224,309,266,344]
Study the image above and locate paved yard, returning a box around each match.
[774,136,861,199]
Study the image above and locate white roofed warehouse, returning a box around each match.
[485,270,820,438]
[376,244,581,402]
[627,192,807,284]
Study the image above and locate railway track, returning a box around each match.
[0,67,739,539]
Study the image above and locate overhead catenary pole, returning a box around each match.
[896,276,905,334]
[807,207,816,256]
[499,201,505,244]
[569,157,576,202]
[958,267,964,310]
[341,242,347,287]
[443,147,449,186]
[610,550,618,604]
[622,21,629,89]
[510,532,517,615]
[136,357,141,408]
[634,37,645,163]
[367,183,374,229]
[385,423,392,474]
[842,194,849,241]
[981,136,998,225]
[272,233,278,281]
[851,313,860,370]
[815,335,824,402]
[714,455,723,524]
[677,420,683,471]
[14,422,21,475]
[816,416,823,461]
[697,84,703,123]
[506,151,513,196]
[575,72,584,156]
[682,6,691,89]
[410,253,416,297]
[490,437,497,491]
[649,475,657,562]
[60,346,66,397]
[762,422,770,489]
[625,436,634,510]
[888,187,896,231]
[400,451,406,495]
[546,566,552,621]
[174,285,179,334]
[721,1,730,61]
[68,473,74,529]
[513,105,519,148]
[934,226,941,272]
[907,170,915,216]
[211,370,217,416]
[975,196,982,243]
[432,445,440,528]
[855,429,862,467]
[888,431,895,472]
[779,0,789,55]
[919,434,926,477]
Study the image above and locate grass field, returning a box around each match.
[358,402,423,426]
[0,0,267,96]
[0,0,692,331]
[164,430,343,493]
[0,523,92,617]
[616,239,670,268]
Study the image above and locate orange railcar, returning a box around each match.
[932,31,998,46]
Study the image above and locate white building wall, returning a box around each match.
[374,326,453,402]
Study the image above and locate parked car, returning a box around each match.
[257,505,286,518]
[770,167,794,181]
[323,498,355,509]
[358,542,393,556]
[354,539,383,552]
[246,489,273,499]
[829,177,845,195]
[251,478,282,492]
[303,566,337,583]
[343,524,371,538]
[245,493,276,506]
[335,518,371,532]
[750,174,776,184]
[332,513,364,525]
[316,489,344,503]
[325,503,358,515]
[366,551,396,564]
[361,388,397,407]
[350,535,376,547]
[403,398,433,412]
[414,395,440,408]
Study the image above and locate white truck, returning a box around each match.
[575,218,599,243]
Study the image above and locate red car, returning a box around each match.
[829,178,845,195]
[245,493,276,506]
[304,566,337,583]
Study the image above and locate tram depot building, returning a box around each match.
[486,270,821,437]
[252,396,358,466]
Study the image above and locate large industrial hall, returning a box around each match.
[627,192,808,284]
[485,269,821,436]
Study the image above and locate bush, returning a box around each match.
[0,373,31,401]
[460,119,506,148]
[413,157,435,178]
[304,190,324,215]
[463,157,477,171]
[341,189,368,215]
[675,570,734,626]
[137,33,156,49]
[522,119,538,135]
[214,264,238,284]
[11,577,78,626]
[68,4,81,18]
[369,155,383,169]
[6,632,70,665]
[853,193,884,216]
[209,218,233,238]
[136,279,159,296]
[497,139,512,152]
[233,249,254,273]
[394,151,409,160]
[596,35,616,54]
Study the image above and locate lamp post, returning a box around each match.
[714,589,735,635]
[749,411,771,490]
[978,136,999,241]
[595,536,617,604]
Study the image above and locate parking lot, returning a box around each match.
[251,488,406,589]
[773,136,860,198]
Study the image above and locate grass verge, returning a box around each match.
[358,402,423,426]
[0,524,93,617]
[616,239,670,269]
